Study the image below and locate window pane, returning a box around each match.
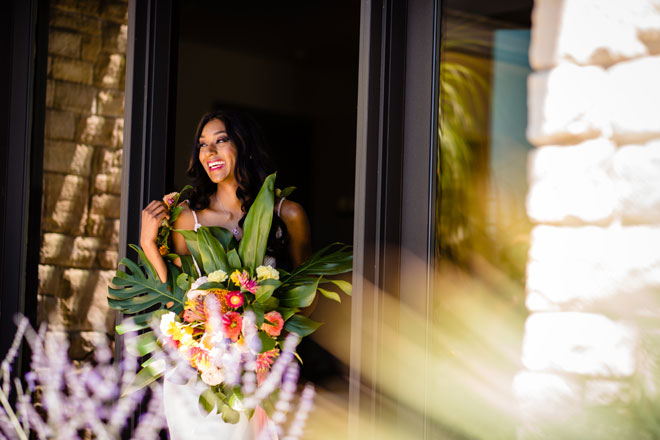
[433,2,532,437]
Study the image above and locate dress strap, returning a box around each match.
[277,197,285,217]
[185,203,203,277]
[191,209,202,232]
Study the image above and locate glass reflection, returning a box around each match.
[432,2,532,438]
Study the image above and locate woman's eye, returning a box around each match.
[216,137,229,144]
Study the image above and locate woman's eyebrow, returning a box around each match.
[199,130,227,140]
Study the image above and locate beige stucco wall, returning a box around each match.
[38,0,127,360]
[517,0,660,438]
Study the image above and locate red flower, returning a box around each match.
[222,311,243,342]
[225,291,244,308]
[261,311,284,337]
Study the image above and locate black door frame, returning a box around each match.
[0,0,49,364]
[348,0,440,438]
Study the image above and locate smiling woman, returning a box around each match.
[137,109,313,438]
[141,109,311,285]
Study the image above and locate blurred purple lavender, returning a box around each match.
[0,316,166,440]
[1,310,317,440]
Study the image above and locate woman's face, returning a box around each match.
[198,118,238,184]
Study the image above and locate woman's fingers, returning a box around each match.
[143,200,170,219]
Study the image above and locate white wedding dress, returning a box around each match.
[162,202,285,439]
[163,372,254,440]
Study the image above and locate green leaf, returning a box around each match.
[121,358,165,397]
[318,288,341,303]
[179,255,198,278]
[115,312,155,334]
[251,302,265,327]
[222,405,240,424]
[276,307,299,322]
[328,279,352,296]
[197,282,228,290]
[199,388,224,415]
[208,226,236,250]
[255,284,276,304]
[239,173,276,270]
[284,315,323,337]
[280,243,353,289]
[125,331,158,357]
[257,331,277,353]
[197,226,230,274]
[174,229,203,273]
[278,186,296,199]
[170,205,183,223]
[260,296,279,310]
[176,273,191,292]
[278,278,319,308]
[226,248,242,270]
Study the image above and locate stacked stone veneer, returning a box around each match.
[38,0,127,360]
[515,0,660,438]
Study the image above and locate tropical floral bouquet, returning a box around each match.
[107,174,352,422]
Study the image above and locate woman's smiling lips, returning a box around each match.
[208,159,225,171]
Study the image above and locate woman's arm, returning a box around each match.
[140,200,170,283]
[279,200,312,268]
[279,200,316,315]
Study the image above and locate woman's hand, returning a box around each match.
[140,200,169,249]
[140,200,170,283]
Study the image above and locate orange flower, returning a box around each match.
[159,244,169,256]
[261,311,284,337]
[222,311,243,342]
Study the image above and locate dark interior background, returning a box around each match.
[171,0,360,391]
[172,0,360,250]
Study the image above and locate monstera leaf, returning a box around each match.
[108,245,186,315]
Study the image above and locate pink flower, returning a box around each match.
[256,348,280,382]
[225,291,244,308]
[222,311,243,342]
[261,311,284,337]
[232,270,258,294]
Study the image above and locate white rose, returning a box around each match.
[256,265,279,281]
[207,269,228,283]
[190,276,208,290]
[187,289,206,301]
[201,365,225,386]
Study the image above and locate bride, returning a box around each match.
[139,110,312,439]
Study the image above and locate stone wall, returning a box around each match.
[516,0,660,438]
[38,0,127,360]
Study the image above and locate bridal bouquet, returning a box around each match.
[107,174,352,422]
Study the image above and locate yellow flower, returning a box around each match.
[256,265,279,281]
[208,269,228,283]
[230,270,241,285]
[168,321,194,346]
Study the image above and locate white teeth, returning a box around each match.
[208,160,225,168]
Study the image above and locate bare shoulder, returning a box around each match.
[278,199,309,225]
[173,201,196,231]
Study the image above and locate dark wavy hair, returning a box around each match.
[187,109,274,212]
[186,109,292,270]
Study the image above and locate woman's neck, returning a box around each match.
[211,181,242,214]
